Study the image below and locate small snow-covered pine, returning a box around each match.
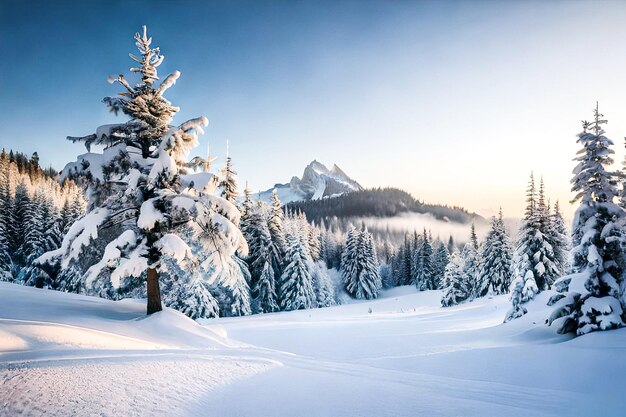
[441,251,471,307]
[253,260,280,313]
[280,234,316,311]
[477,209,513,297]
[413,230,435,290]
[219,152,238,204]
[431,241,450,290]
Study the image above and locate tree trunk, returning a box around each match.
[146,267,162,315]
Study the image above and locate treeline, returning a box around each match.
[0,149,86,283]
[285,187,482,224]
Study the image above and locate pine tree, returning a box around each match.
[253,260,279,313]
[548,200,569,277]
[505,268,539,321]
[461,242,479,295]
[400,234,412,285]
[39,26,249,318]
[280,234,316,311]
[267,188,286,275]
[0,154,13,281]
[441,251,471,306]
[548,104,626,335]
[477,209,513,297]
[431,241,450,290]
[341,228,381,299]
[447,235,455,254]
[413,229,434,290]
[219,145,238,204]
[311,260,335,307]
[513,174,560,316]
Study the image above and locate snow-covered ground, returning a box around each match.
[1,283,625,416]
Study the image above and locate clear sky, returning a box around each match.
[2,0,626,219]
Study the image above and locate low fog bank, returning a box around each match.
[358,212,521,246]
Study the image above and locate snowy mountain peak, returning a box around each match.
[256,160,363,205]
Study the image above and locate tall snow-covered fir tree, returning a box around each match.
[245,204,279,313]
[341,227,381,299]
[279,234,316,311]
[431,240,450,290]
[548,200,569,278]
[548,104,626,335]
[253,260,279,313]
[267,188,286,275]
[476,209,513,297]
[460,224,480,297]
[413,229,435,290]
[508,174,562,320]
[0,152,13,281]
[39,26,251,318]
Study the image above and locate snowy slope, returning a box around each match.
[2,283,626,416]
[255,160,363,204]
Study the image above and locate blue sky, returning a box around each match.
[2,0,626,218]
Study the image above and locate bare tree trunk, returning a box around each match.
[146,267,162,315]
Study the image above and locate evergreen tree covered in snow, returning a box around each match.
[219,150,238,204]
[413,229,435,290]
[460,225,480,297]
[548,200,569,277]
[0,153,13,281]
[311,260,335,308]
[267,188,286,275]
[477,209,513,297]
[39,26,250,318]
[431,241,450,290]
[515,176,541,295]
[280,234,316,311]
[245,204,279,313]
[253,260,279,313]
[548,105,626,335]
[341,227,381,299]
[441,251,471,307]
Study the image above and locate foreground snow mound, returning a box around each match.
[0,283,276,417]
[0,283,240,353]
[2,284,626,416]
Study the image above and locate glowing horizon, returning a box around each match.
[2,1,626,220]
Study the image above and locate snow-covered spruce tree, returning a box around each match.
[341,227,381,299]
[447,235,455,254]
[218,146,238,204]
[548,200,569,278]
[280,234,316,311]
[39,26,250,317]
[17,189,46,286]
[431,241,450,290]
[245,204,279,313]
[511,175,560,320]
[548,105,626,335]
[441,251,471,307]
[0,153,13,281]
[253,260,280,313]
[476,209,513,297]
[267,188,286,275]
[311,260,335,308]
[308,225,322,263]
[413,229,434,290]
